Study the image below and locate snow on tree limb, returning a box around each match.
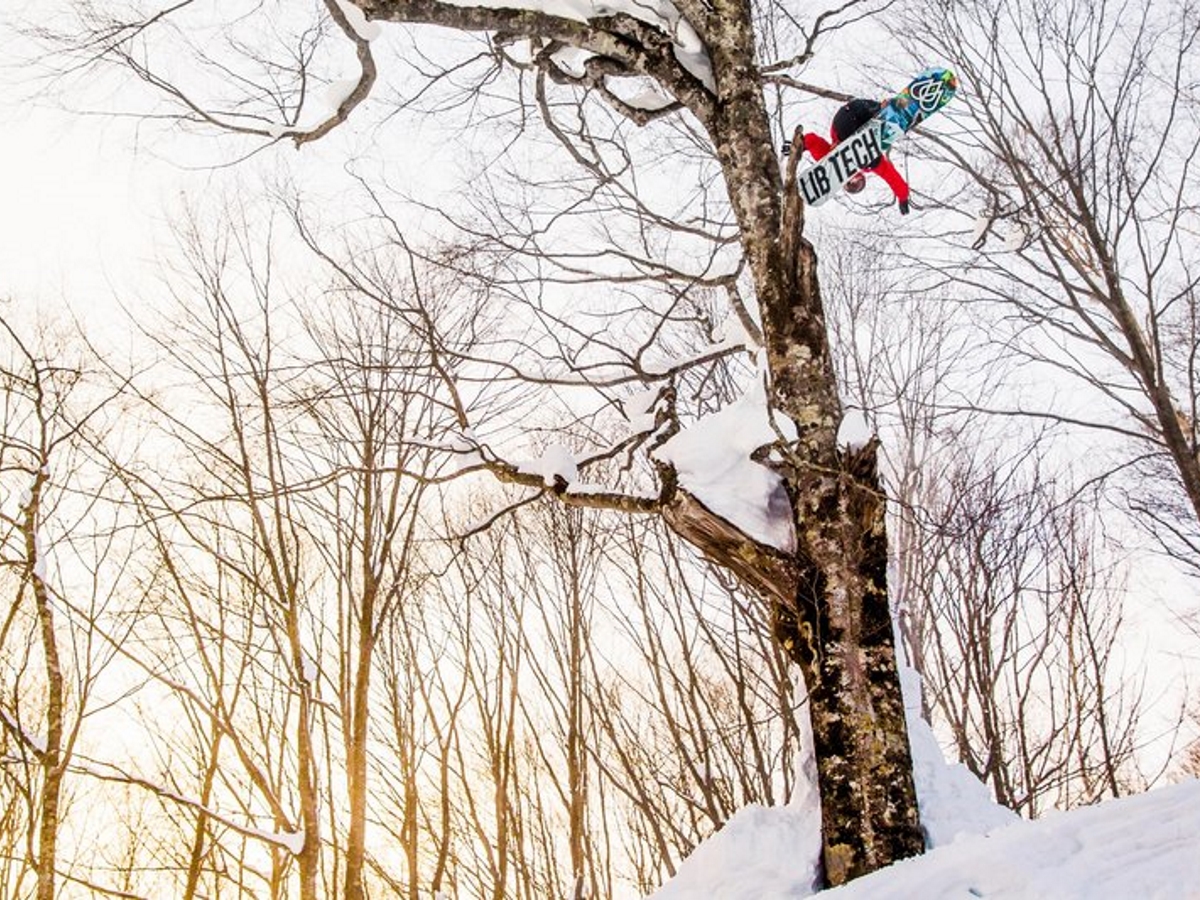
[71,759,306,855]
[655,377,797,553]
[0,707,48,756]
[291,0,380,146]
[354,0,716,120]
[332,0,385,39]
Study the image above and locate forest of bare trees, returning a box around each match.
[3,0,1199,895]
[1,275,807,897]
[0,209,1165,897]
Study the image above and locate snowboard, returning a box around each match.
[796,67,958,208]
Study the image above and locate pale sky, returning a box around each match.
[2,107,168,311]
[1,5,212,323]
[0,13,474,344]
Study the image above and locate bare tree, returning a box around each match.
[587,515,808,893]
[0,321,75,900]
[292,282,443,900]
[1172,611,1200,779]
[1180,693,1200,779]
[386,493,809,898]
[373,566,470,899]
[76,201,492,900]
[821,229,1150,816]
[905,448,1145,815]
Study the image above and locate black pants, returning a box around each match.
[832,98,882,142]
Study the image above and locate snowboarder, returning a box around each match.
[798,97,911,214]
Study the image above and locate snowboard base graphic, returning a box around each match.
[797,68,958,208]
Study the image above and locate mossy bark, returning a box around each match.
[771,446,924,884]
[666,439,924,886]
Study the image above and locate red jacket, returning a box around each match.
[802,128,910,204]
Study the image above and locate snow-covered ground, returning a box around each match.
[823,779,1200,899]
[652,668,1200,899]
[652,777,1200,899]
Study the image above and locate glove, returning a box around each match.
[782,128,805,158]
[898,198,910,215]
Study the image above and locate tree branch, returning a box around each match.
[356,0,716,121]
[292,0,380,146]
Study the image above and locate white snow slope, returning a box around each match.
[824,780,1200,899]
[652,665,1200,900]
[651,776,1200,899]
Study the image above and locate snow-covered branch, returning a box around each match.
[356,0,716,120]
[71,758,306,855]
[290,0,380,146]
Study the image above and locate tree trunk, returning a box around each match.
[773,446,924,884]
[566,527,589,900]
[678,3,924,884]
[344,586,376,900]
[664,449,924,885]
[26,469,64,900]
[289,619,321,900]
[183,724,224,899]
[296,702,320,900]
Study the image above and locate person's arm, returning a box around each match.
[870,154,911,212]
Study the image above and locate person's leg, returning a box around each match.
[832,99,882,143]
[803,131,833,160]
